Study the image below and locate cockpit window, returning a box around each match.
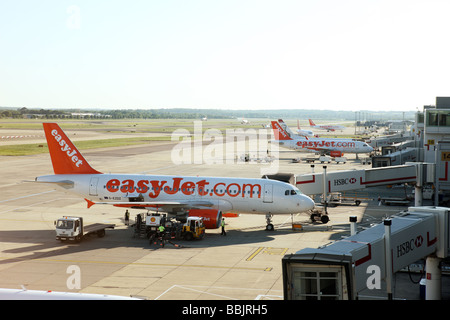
[285,188,303,196]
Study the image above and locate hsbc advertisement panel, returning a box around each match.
[296,170,365,195]
[391,215,437,273]
[329,170,365,193]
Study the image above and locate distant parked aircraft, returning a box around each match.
[271,121,373,157]
[308,119,345,132]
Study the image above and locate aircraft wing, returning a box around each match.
[85,198,215,210]
[26,179,75,189]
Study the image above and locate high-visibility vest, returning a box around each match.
[221,220,225,227]
[159,225,165,232]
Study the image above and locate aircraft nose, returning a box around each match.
[300,196,315,212]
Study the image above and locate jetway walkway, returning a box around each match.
[282,206,450,300]
[294,164,432,195]
[264,163,435,223]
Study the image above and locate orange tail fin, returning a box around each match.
[308,119,315,126]
[271,121,292,140]
[43,123,101,174]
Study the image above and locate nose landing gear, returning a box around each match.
[310,209,329,224]
[265,214,274,231]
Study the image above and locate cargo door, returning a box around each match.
[263,184,273,203]
[89,177,99,196]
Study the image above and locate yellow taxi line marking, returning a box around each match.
[246,247,264,261]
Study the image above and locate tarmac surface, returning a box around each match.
[0,122,448,300]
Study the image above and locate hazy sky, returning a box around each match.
[1,0,450,111]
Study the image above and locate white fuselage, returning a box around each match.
[273,137,373,154]
[311,125,344,131]
[36,173,315,215]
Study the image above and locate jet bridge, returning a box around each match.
[282,206,449,300]
[293,163,435,195]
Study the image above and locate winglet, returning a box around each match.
[85,198,96,209]
[43,123,101,175]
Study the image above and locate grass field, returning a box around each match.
[0,136,172,156]
[0,118,361,156]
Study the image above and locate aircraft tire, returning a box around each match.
[97,229,105,238]
[321,215,329,224]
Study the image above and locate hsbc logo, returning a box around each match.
[415,235,423,248]
[397,235,424,258]
[333,177,358,186]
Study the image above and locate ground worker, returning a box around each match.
[124,210,130,226]
[158,224,166,237]
[221,218,226,236]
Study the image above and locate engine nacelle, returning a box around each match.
[188,209,222,229]
[330,150,344,157]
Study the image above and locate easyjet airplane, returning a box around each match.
[35,123,315,231]
[271,121,373,157]
[308,119,345,132]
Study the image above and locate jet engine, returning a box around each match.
[330,150,344,157]
[188,209,223,229]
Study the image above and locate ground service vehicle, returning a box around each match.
[142,214,206,241]
[181,216,206,240]
[55,216,115,242]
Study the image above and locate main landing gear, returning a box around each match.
[265,214,274,231]
[310,209,329,224]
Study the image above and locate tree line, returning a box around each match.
[0,107,415,121]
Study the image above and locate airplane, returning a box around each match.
[308,119,345,132]
[0,287,141,300]
[271,121,373,157]
[296,120,315,137]
[34,123,315,231]
[277,119,314,138]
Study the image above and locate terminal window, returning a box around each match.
[427,111,450,127]
[291,267,343,300]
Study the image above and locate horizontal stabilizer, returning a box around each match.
[27,179,74,189]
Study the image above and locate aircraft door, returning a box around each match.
[263,184,273,203]
[89,177,99,196]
